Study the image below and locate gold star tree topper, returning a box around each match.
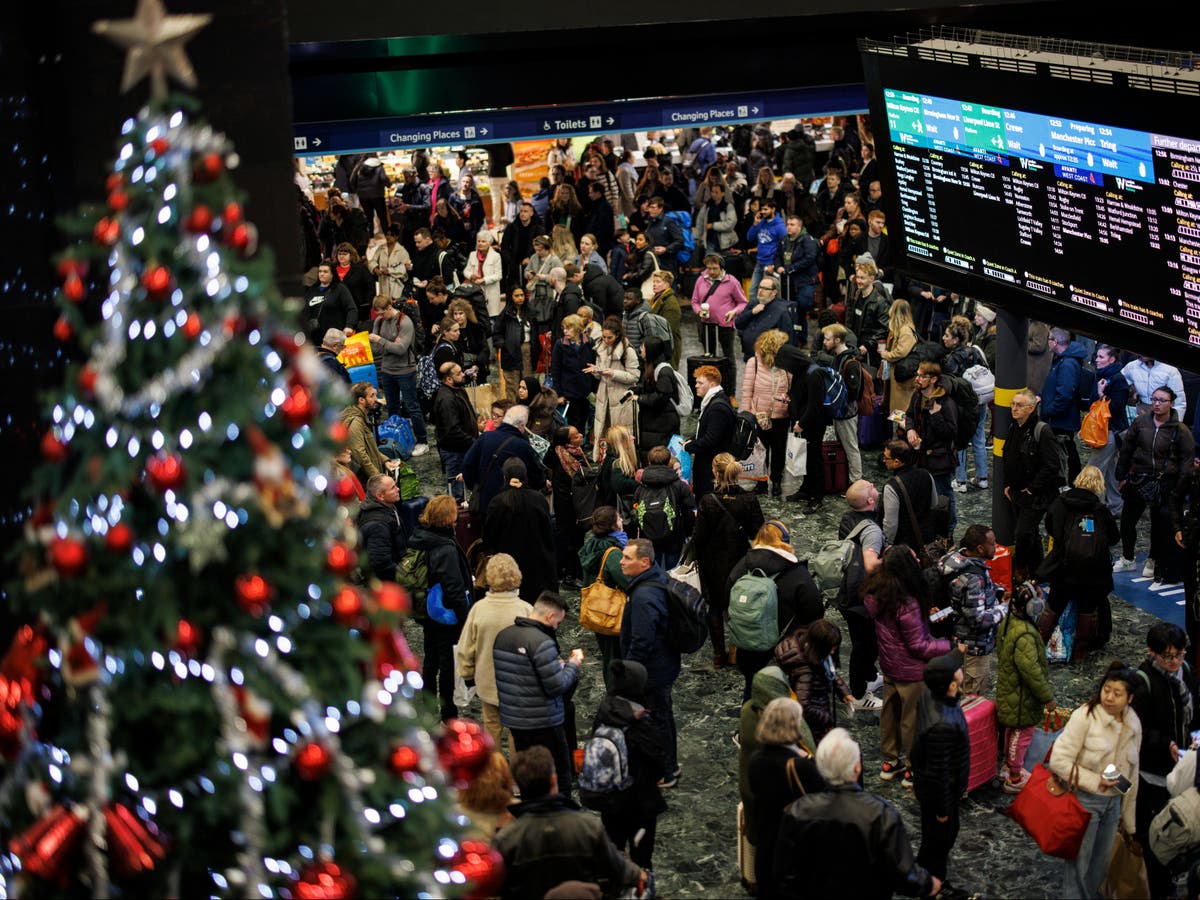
[93,0,212,100]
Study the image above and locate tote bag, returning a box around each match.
[1008,761,1092,860]
[1080,398,1111,449]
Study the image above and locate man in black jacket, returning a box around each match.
[461,406,547,517]
[684,365,735,500]
[1002,389,1067,576]
[493,746,642,900]
[581,263,624,320]
[910,649,970,897]
[356,473,409,581]
[774,728,938,899]
[430,362,478,502]
[304,260,358,344]
[643,197,684,275]
[500,202,544,290]
[880,439,940,551]
[778,346,829,508]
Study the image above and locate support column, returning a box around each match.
[992,308,1028,546]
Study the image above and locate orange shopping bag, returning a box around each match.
[1079,397,1110,449]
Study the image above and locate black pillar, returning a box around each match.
[992,307,1028,546]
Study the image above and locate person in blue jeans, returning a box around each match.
[369,296,429,455]
[746,199,787,299]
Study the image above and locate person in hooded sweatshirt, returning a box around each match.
[1040,326,1090,483]
[631,445,696,571]
[909,649,970,897]
[584,659,667,871]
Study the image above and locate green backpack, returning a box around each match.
[727,568,780,652]
[394,461,422,501]
[396,547,430,621]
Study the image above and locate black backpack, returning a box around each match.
[635,484,678,542]
[731,409,759,461]
[941,374,981,452]
[1076,361,1097,412]
[1061,508,1109,574]
[664,578,708,654]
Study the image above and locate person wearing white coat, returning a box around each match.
[590,319,641,459]
[371,225,413,300]
[462,229,505,318]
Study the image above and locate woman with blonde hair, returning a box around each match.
[550,223,578,267]
[457,751,517,841]
[447,297,490,380]
[880,298,919,418]
[741,329,794,498]
[590,317,640,456]
[1036,464,1120,661]
[550,313,597,435]
[693,453,766,668]
[575,233,607,273]
[598,423,639,516]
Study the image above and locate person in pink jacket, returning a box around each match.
[691,254,747,361]
[740,329,793,498]
[864,545,957,788]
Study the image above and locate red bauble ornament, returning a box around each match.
[295,742,332,781]
[107,190,129,212]
[194,152,223,183]
[325,542,357,577]
[105,173,123,193]
[290,861,356,900]
[182,312,202,340]
[105,802,168,878]
[8,805,88,881]
[56,259,87,281]
[184,204,213,234]
[144,452,186,492]
[2,624,49,698]
[450,840,505,900]
[0,675,29,759]
[333,476,359,502]
[371,628,420,680]
[235,573,273,616]
[329,422,349,444]
[436,720,494,787]
[228,222,253,254]
[389,744,421,775]
[223,202,242,225]
[141,265,172,301]
[52,316,73,342]
[104,522,134,554]
[175,619,201,657]
[92,217,119,246]
[48,537,88,578]
[374,583,409,614]
[331,586,364,625]
[78,366,98,394]
[149,137,170,156]
[279,384,315,429]
[62,273,86,303]
[40,429,68,462]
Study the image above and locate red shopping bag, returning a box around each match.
[1008,762,1092,859]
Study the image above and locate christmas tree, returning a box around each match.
[1,1,499,896]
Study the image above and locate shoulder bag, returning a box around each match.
[1007,756,1092,859]
[580,546,627,636]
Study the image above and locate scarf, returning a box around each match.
[555,444,586,478]
[1153,659,1195,729]
[698,384,724,419]
[610,529,629,547]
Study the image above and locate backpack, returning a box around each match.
[643,313,675,356]
[894,339,943,382]
[654,362,693,417]
[808,364,849,420]
[681,137,711,181]
[664,210,694,265]
[395,547,430,621]
[962,347,995,404]
[941,373,982,452]
[810,520,871,605]
[665,576,708,653]
[1076,361,1097,412]
[578,717,637,811]
[1060,507,1110,574]
[402,301,428,355]
[635,484,678,541]
[727,568,781,652]
[838,351,877,418]
[1032,421,1069,489]
[731,409,759,461]
[1148,727,1200,865]
[416,351,440,399]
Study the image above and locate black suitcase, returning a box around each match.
[687,353,735,408]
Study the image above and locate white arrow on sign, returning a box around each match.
[480,128,488,135]
[313,137,322,147]
[606,117,615,125]
[752,107,760,114]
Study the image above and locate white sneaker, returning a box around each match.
[950,479,968,493]
[867,674,884,694]
[1112,557,1137,573]
[855,693,883,711]
[411,443,429,457]
[1142,558,1156,578]
[969,477,989,490]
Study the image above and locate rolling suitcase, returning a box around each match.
[398,496,429,535]
[822,441,849,493]
[455,506,482,554]
[857,402,890,449]
[737,801,756,893]
[960,693,999,792]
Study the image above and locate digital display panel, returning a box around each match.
[879,86,1200,348]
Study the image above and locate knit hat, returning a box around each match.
[924,649,964,695]
[854,252,875,268]
[608,659,647,697]
[976,305,997,323]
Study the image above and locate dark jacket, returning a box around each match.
[1040,340,1089,431]
[355,498,409,582]
[727,547,824,638]
[1003,413,1065,506]
[882,465,938,550]
[910,690,970,818]
[492,794,639,900]
[1117,410,1194,484]
[407,526,472,634]
[786,357,830,436]
[1132,660,1199,777]
[579,533,630,590]
[939,550,1003,655]
[846,286,890,362]
[581,264,624,319]
[462,423,546,516]
[550,338,598,401]
[774,783,933,900]
[693,488,765,615]
[736,299,794,361]
[636,364,681,452]
[430,383,478,453]
[686,389,736,498]
[619,564,681,688]
[748,745,827,900]
[632,464,696,554]
[315,347,351,385]
[597,455,639,514]
[493,616,580,729]
[591,693,667,818]
[305,282,358,343]
[494,303,533,372]
[500,217,545,286]
[643,214,685,270]
[1170,467,1200,551]
[904,384,958,476]
[775,636,851,744]
[555,284,587,339]
[335,261,377,319]
[1094,358,1130,433]
[484,487,558,603]
[1039,488,1119,590]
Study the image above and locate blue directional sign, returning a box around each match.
[292,84,866,156]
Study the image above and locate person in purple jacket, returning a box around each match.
[864,545,959,788]
[690,254,747,361]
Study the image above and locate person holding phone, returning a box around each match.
[1132,622,1200,897]
[1049,662,1143,899]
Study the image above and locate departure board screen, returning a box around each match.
[881,87,1200,347]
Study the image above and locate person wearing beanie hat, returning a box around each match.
[975,305,996,324]
[909,648,970,898]
[973,306,998,371]
[582,658,667,871]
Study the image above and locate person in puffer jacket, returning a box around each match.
[774,619,854,745]
[995,581,1055,794]
[632,445,696,569]
[938,524,1005,696]
[493,591,581,795]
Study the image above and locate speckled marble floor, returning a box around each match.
[400,309,1159,899]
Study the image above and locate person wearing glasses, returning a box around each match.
[1113,386,1195,585]
[1001,389,1068,578]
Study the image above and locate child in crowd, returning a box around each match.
[995,581,1055,792]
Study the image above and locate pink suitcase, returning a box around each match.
[960,693,999,792]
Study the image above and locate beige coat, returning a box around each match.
[592,338,640,448]
[340,404,386,478]
[1049,702,1141,832]
[882,323,918,417]
[454,589,533,706]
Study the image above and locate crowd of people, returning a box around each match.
[302,122,1200,899]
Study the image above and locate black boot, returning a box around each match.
[769,481,782,499]
[1035,609,1059,644]
[1073,613,1098,663]
[708,620,728,669]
